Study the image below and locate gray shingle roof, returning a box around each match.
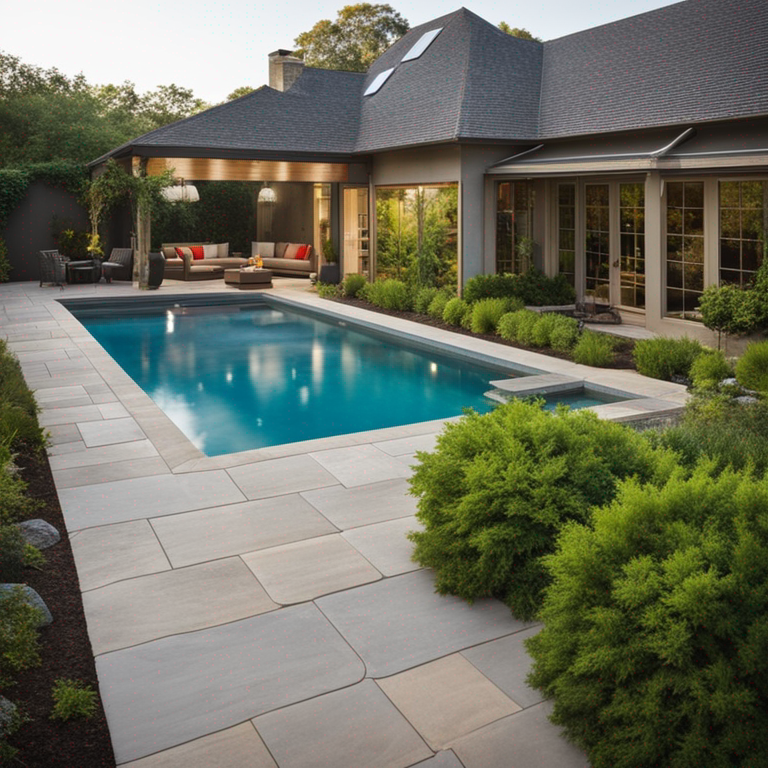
[93,0,768,165]
[539,0,768,138]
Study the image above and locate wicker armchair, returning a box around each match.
[101,248,133,282]
[38,250,67,287]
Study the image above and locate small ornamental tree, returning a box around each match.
[527,463,768,768]
[408,400,677,619]
[698,283,755,352]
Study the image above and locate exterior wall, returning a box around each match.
[3,180,89,282]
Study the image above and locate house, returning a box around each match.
[91,0,768,336]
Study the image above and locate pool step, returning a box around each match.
[488,373,584,399]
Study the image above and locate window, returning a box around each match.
[401,28,442,62]
[720,180,767,286]
[496,181,534,274]
[364,68,395,96]
[585,184,610,300]
[619,183,645,308]
[666,181,704,316]
[557,184,575,287]
[375,185,458,287]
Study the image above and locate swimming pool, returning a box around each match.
[69,297,626,456]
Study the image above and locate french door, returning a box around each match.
[581,181,645,310]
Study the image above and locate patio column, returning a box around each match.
[644,170,664,329]
[132,157,151,289]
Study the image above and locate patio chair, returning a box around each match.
[38,250,67,287]
[101,248,133,282]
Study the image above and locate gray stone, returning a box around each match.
[0,584,53,626]
[15,518,60,549]
[316,570,525,678]
[0,696,17,738]
[735,395,760,405]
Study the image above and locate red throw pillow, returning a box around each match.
[189,246,204,260]
[174,247,193,259]
[295,245,309,260]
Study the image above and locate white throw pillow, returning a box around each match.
[202,244,218,259]
[251,241,275,258]
[217,242,229,258]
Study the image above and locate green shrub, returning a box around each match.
[365,279,413,311]
[24,543,45,571]
[0,525,27,582]
[50,679,98,721]
[0,459,38,526]
[463,271,575,306]
[470,298,514,334]
[514,310,542,346]
[413,286,440,314]
[460,305,474,329]
[633,336,704,381]
[529,313,562,348]
[689,348,732,391]
[408,400,676,620]
[442,297,470,326]
[652,394,768,476]
[498,309,534,342]
[572,331,616,366]
[698,282,756,348]
[342,273,367,298]
[316,282,340,299]
[735,340,768,394]
[527,464,768,768]
[549,315,580,351]
[0,342,44,452]
[427,291,451,320]
[0,586,43,687]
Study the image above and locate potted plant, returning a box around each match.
[319,237,340,284]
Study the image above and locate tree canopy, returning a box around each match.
[498,23,542,42]
[294,4,409,72]
[0,51,210,167]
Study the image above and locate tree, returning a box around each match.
[226,86,255,101]
[498,23,541,42]
[138,84,210,129]
[294,4,409,72]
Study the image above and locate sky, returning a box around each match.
[3,0,680,104]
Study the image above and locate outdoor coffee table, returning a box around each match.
[224,268,273,289]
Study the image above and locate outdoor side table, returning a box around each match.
[66,260,101,284]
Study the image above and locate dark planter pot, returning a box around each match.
[147,252,165,289]
[319,264,340,284]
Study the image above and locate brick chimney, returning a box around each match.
[268,50,305,92]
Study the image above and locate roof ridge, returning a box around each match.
[453,11,475,140]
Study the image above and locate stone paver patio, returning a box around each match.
[0,276,688,767]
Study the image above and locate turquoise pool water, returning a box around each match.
[74,301,617,456]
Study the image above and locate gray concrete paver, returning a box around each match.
[96,603,365,763]
[342,515,423,576]
[316,570,526,678]
[227,454,338,499]
[253,679,432,768]
[76,416,147,447]
[309,443,411,487]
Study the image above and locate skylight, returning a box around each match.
[401,28,442,62]
[364,67,395,96]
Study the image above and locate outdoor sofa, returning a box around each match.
[161,243,247,281]
[251,242,316,277]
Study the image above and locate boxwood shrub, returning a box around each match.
[689,348,732,391]
[408,400,676,620]
[442,297,470,327]
[572,330,616,366]
[527,463,768,768]
[735,340,768,394]
[413,286,440,314]
[463,270,575,307]
[470,297,518,334]
[427,290,452,320]
[633,336,704,381]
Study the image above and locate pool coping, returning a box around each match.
[55,286,689,474]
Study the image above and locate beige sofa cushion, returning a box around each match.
[203,244,219,258]
[217,242,229,258]
[251,242,275,258]
[274,242,289,259]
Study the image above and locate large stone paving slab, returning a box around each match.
[377,654,520,749]
[77,417,147,447]
[59,470,247,530]
[83,557,278,654]
[241,534,382,604]
[49,439,159,471]
[449,701,590,768]
[316,570,525,678]
[461,626,544,709]
[96,603,365,763]
[253,680,432,768]
[309,444,411,487]
[121,722,276,768]
[71,519,171,591]
[411,751,464,767]
[227,454,338,500]
[342,516,423,576]
[150,494,338,568]
[301,478,418,529]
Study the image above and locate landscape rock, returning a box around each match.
[735,395,760,406]
[0,584,53,626]
[0,696,17,737]
[15,519,60,549]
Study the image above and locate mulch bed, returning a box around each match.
[5,445,115,767]
[328,296,637,369]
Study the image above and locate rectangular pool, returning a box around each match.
[68,297,626,456]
